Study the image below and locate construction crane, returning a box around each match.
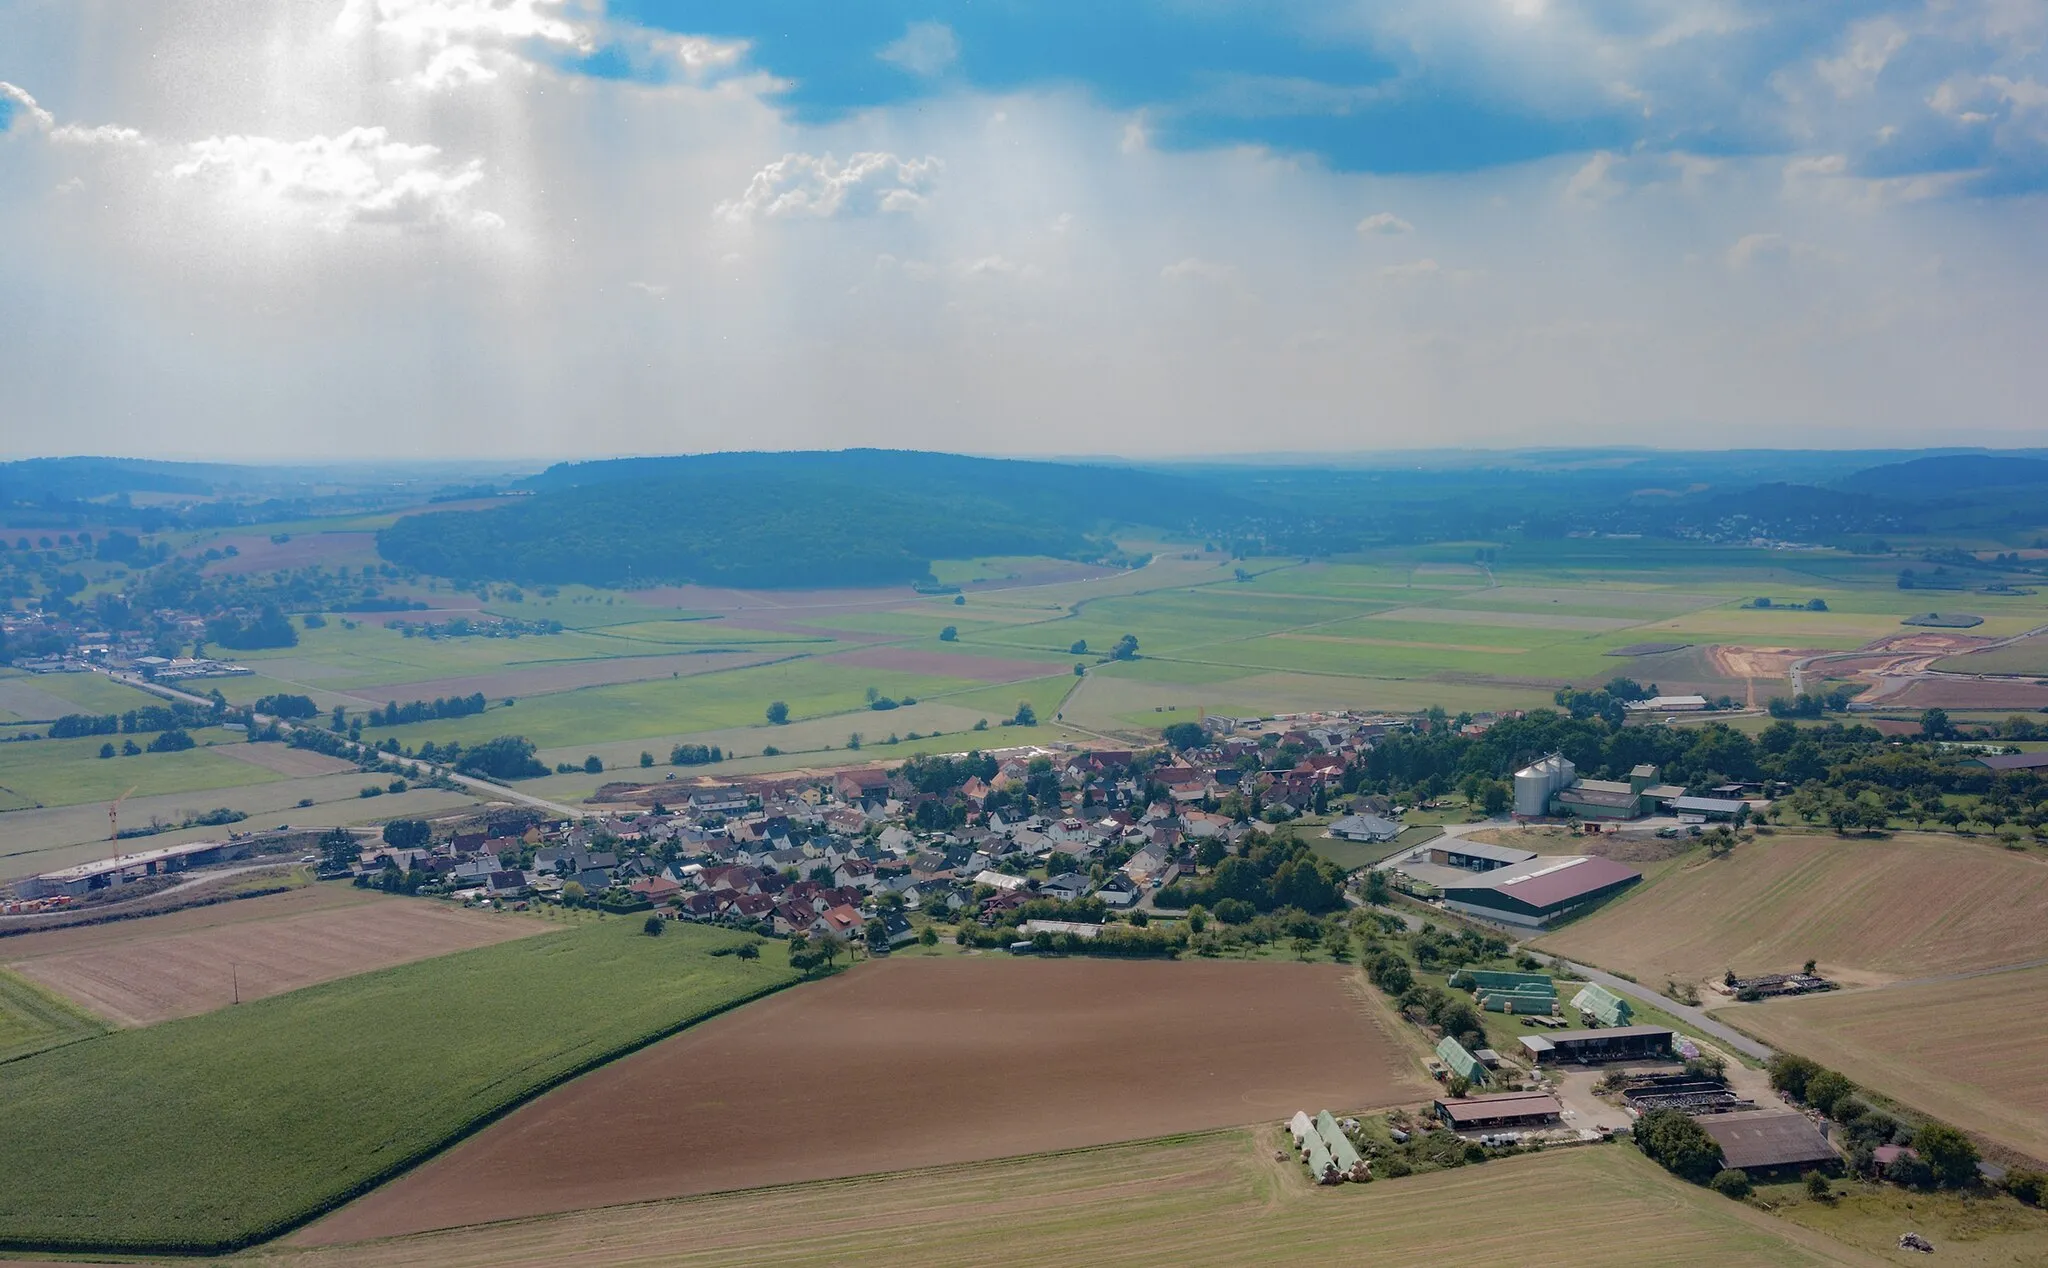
[108,786,137,841]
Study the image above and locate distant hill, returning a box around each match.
[1838,454,2048,497]
[377,450,1231,589]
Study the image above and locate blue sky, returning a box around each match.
[1,1,2045,458]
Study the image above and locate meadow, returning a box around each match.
[1534,833,2048,988]
[0,965,109,1062]
[0,727,283,811]
[263,1132,1874,1268]
[0,914,796,1253]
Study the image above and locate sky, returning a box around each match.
[1,0,2045,461]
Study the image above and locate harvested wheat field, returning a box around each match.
[214,745,363,777]
[3,889,542,1026]
[269,1132,1871,1268]
[1733,965,2048,1164]
[303,957,1426,1244]
[1535,833,2048,988]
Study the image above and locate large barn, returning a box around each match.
[1699,1111,1838,1173]
[1436,855,1642,927]
[1519,1025,1674,1065]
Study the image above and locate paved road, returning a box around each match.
[104,669,592,820]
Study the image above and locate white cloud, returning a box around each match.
[169,128,499,231]
[1564,150,1622,203]
[716,152,941,222]
[335,0,590,51]
[412,44,500,91]
[1,81,140,144]
[1725,232,1785,267]
[1357,211,1413,235]
[955,254,1041,281]
[1815,20,1909,99]
[879,22,959,78]
[0,80,56,131]
[1380,258,1441,279]
[1161,257,1236,283]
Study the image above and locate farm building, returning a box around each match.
[1289,1109,1367,1183]
[1670,796,1747,822]
[1454,969,1558,1015]
[1519,1025,1674,1065]
[1435,1036,1490,1087]
[1436,855,1642,927]
[1698,1111,1838,1174]
[1514,754,1687,821]
[1967,751,2048,773]
[1425,840,1537,872]
[1571,983,1635,1027]
[1327,813,1401,842]
[1435,1092,1563,1131]
[1623,695,1709,712]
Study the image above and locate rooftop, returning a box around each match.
[1440,854,1642,911]
[1699,1111,1837,1171]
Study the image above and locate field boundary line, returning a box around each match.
[0,971,805,1258]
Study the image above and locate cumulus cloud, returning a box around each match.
[716,151,941,222]
[1564,150,1622,203]
[169,128,500,231]
[1357,211,1413,234]
[879,22,959,78]
[0,81,141,145]
[335,0,590,50]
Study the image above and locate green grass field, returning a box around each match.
[0,914,797,1253]
[0,670,165,716]
[0,966,111,1062]
[0,728,282,810]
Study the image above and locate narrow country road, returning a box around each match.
[102,669,592,820]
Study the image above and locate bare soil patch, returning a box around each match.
[305,957,1424,1243]
[1709,645,1826,678]
[1464,827,1692,864]
[3,891,541,1026]
[822,646,1067,681]
[213,744,361,777]
[1536,833,2048,989]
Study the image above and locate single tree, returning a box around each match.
[766,700,790,725]
[642,915,665,936]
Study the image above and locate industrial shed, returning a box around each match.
[1699,1111,1838,1173]
[1519,1025,1674,1065]
[1435,1092,1563,1131]
[1437,855,1642,928]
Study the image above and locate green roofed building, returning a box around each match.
[1480,987,1558,1015]
[1571,983,1634,1028]
[1436,1035,1490,1086]
[1458,969,1555,993]
[1304,1134,1336,1182]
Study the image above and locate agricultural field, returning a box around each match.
[0,917,796,1253]
[0,965,109,1061]
[307,956,1429,1243]
[1732,964,2048,1165]
[1933,631,2048,675]
[0,668,162,719]
[269,1134,1874,1268]
[0,773,481,883]
[2,888,544,1026]
[0,728,283,811]
[1535,833,2048,989]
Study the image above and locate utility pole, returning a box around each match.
[231,961,240,1006]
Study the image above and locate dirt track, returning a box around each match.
[302,957,1425,1244]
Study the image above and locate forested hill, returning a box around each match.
[376,451,1226,589]
[1838,453,2048,496]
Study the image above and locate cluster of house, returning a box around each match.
[353,714,1414,941]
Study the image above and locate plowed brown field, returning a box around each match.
[1535,833,2048,988]
[303,957,1426,1244]
[3,889,542,1026]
